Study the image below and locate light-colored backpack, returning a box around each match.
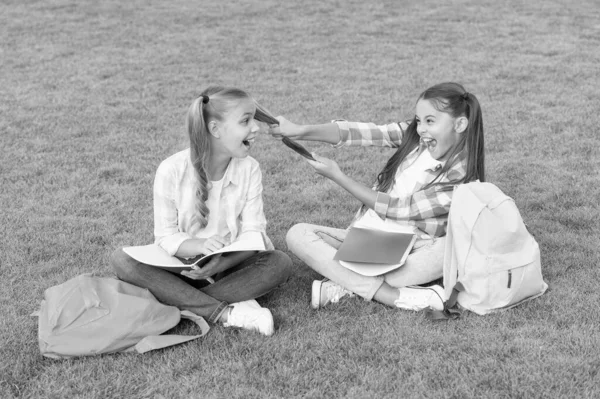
[33,274,210,359]
[434,182,548,319]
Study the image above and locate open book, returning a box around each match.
[333,227,417,276]
[123,234,265,273]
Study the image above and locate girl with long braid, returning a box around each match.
[270,82,485,312]
[111,86,292,336]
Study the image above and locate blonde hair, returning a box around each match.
[186,86,277,228]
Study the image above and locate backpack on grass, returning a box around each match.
[431,182,548,319]
[33,274,210,359]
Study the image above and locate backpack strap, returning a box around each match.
[130,310,210,354]
[425,282,465,321]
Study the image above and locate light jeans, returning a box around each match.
[286,223,445,301]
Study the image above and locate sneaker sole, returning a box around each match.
[311,280,324,309]
[258,308,275,336]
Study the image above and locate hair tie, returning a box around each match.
[462,92,469,101]
[202,95,209,104]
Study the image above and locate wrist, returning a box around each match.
[297,124,310,138]
[331,169,347,184]
[195,238,208,255]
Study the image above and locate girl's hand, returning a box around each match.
[180,254,224,280]
[307,153,344,181]
[201,235,229,255]
[268,116,304,139]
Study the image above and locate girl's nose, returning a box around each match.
[417,124,425,134]
[250,119,259,132]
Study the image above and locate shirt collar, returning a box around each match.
[221,158,239,188]
[413,145,445,172]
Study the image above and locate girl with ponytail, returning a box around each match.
[271,82,485,312]
[111,86,292,336]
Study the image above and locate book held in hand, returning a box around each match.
[123,234,265,273]
[333,227,417,276]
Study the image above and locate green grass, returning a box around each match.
[2,0,600,397]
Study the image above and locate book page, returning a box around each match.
[210,233,265,257]
[122,232,266,271]
[123,244,184,267]
[339,260,409,277]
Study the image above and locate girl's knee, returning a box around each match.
[286,223,310,251]
[266,250,293,283]
[109,248,136,278]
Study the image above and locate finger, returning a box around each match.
[307,153,325,166]
[205,254,222,267]
[268,126,282,137]
[200,255,221,271]
[311,153,326,162]
[181,270,204,280]
[204,241,224,253]
[210,235,229,246]
[207,242,225,252]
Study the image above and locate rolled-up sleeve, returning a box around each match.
[153,160,193,255]
[333,120,405,148]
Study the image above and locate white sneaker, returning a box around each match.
[223,300,274,336]
[311,279,355,309]
[394,285,445,311]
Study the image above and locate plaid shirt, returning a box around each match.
[153,149,273,255]
[334,120,467,238]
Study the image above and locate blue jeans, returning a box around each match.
[110,249,292,323]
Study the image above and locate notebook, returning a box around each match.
[333,227,417,276]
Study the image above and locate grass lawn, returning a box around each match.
[1,0,599,397]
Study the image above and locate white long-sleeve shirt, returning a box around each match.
[153,149,273,256]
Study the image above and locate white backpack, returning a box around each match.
[437,182,548,318]
[33,274,210,359]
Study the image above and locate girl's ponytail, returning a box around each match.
[462,92,485,183]
[187,96,211,229]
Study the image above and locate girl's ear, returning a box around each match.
[208,120,220,138]
[455,116,469,134]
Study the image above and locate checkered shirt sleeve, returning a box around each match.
[333,120,406,148]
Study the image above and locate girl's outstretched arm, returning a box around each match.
[270,118,407,148]
[269,116,341,144]
[308,154,378,209]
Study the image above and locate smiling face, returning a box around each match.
[211,98,259,159]
[415,99,465,160]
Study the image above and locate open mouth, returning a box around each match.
[242,137,255,148]
[420,137,437,149]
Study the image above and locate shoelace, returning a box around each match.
[326,283,353,303]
